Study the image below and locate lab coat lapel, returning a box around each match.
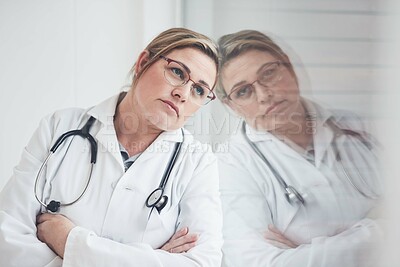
[123,129,183,198]
[246,99,337,165]
[87,94,125,170]
[313,122,334,168]
[264,141,303,231]
[95,125,123,169]
[243,125,303,229]
[246,124,305,162]
[302,99,335,168]
[119,129,182,241]
[279,197,302,232]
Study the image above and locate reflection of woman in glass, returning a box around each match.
[216,30,383,266]
[0,28,223,266]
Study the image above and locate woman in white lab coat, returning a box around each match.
[215,30,384,266]
[0,28,223,266]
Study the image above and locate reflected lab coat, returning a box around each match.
[217,99,383,267]
[0,94,223,267]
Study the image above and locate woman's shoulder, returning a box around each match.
[180,128,216,162]
[167,129,219,181]
[305,98,367,133]
[36,107,91,137]
[328,108,370,133]
[50,107,87,120]
[214,133,250,165]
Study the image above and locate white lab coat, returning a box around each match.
[0,94,223,267]
[217,99,383,267]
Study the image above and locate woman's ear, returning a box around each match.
[135,50,151,74]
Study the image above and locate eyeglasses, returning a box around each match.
[159,55,216,106]
[226,61,284,106]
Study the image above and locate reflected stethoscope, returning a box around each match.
[35,116,183,213]
[241,118,381,205]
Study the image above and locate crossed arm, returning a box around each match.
[218,153,383,267]
[36,213,198,259]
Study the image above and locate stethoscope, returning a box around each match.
[145,139,183,213]
[34,116,183,213]
[241,118,381,206]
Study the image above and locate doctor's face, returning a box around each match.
[221,49,302,132]
[131,48,217,131]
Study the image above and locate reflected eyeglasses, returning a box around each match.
[226,61,284,106]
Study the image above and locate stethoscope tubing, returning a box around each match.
[34,154,94,209]
[34,152,53,208]
[159,141,183,189]
[34,116,98,212]
[145,130,184,210]
[326,119,380,200]
[330,130,380,200]
[35,115,184,213]
[241,118,380,205]
[241,122,305,205]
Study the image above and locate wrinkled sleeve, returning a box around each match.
[0,115,62,267]
[62,150,223,267]
[218,150,383,267]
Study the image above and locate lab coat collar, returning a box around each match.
[86,92,184,142]
[242,122,309,170]
[244,123,273,143]
[302,98,337,168]
[84,94,123,169]
[301,98,332,129]
[244,98,334,140]
[84,93,185,170]
[243,97,341,166]
[86,93,121,126]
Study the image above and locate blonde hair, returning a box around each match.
[216,30,298,100]
[130,27,219,89]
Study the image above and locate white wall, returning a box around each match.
[184,0,400,264]
[1,0,399,262]
[375,0,400,265]
[184,0,389,146]
[0,0,181,190]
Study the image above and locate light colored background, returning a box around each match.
[0,0,399,264]
[184,0,392,145]
[0,0,183,190]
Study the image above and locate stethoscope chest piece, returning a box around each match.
[146,188,163,206]
[241,122,306,205]
[47,200,61,213]
[285,185,305,205]
[146,187,168,212]
[145,139,183,213]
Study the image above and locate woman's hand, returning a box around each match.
[36,213,75,258]
[264,224,299,249]
[160,227,198,253]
